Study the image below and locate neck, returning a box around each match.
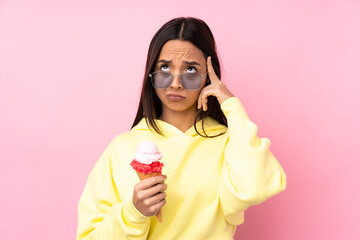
[159,105,200,133]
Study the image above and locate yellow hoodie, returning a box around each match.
[76,97,287,240]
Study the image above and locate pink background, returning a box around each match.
[1,0,359,239]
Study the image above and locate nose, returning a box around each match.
[169,73,183,89]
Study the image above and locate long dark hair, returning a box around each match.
[131,17,227,137]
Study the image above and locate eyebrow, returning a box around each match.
[157,59,201,66]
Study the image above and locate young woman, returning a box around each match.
[77,17,287,240]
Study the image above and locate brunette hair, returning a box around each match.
[131,17,227,137]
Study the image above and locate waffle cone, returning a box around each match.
[135,171,163,223]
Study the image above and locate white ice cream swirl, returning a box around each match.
[134,141,163,164]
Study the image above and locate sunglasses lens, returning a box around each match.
[150,72,203,90]
[152,72,172,88]
[181,73,202,90]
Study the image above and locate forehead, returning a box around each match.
[158,40,205,61]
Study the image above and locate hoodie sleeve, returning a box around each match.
[76,139,150,240]
[219,97,287,225]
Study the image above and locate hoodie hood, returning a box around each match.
[131,117,227,137]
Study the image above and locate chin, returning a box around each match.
[163,101,196,113]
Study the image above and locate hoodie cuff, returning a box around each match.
[123,196,149,223]
[220,97,250,122]
[220,97,260,145]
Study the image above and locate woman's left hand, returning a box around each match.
[197,56,234,111]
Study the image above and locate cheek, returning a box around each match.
[188,90,202,103]
[155,89,165,99]
[191,82,207,101]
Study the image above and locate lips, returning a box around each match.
[166,93,185,101]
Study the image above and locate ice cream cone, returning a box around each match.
[131,141,164,223]
[135,170,163,222]
[135,171,162,180]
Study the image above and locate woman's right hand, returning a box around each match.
[132,175,167,217]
